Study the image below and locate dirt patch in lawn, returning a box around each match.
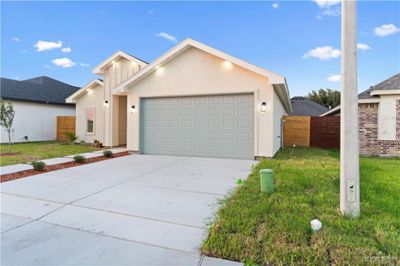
[0,151,129,183]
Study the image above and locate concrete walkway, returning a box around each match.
[1,154,254,265]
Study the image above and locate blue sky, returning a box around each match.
[1,1,399,97]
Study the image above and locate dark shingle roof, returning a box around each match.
[290,96,329,116]
[359,73,400,99]
[0,76,80,106]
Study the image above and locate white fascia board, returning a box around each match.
[273,83,292,114]
[359,98,380,103]
[92,50,148,75]
[113,39,195,92]
[189,39,286,84]
[114,38,287,93]
[319,98,381,116]
[320,105,341,116]
[65,79,104,103]
[370,89,400,96]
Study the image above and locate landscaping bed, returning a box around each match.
[0,151,129,183]
[202,148,400,265]
[0,141,101,166]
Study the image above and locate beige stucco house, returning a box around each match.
[66,38,291,159]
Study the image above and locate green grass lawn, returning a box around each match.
[202,148,400,265]
[0,141,101,166]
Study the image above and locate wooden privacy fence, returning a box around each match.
[310,116,340,149]
[56,116,76,141]
[283,115,340,149]
[283,116,311,147]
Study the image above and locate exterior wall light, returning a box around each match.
[155,65,164,74]
[103,100,109,107]
[261,102,267,112]
[130,105,136,113]
[223,61,233,69]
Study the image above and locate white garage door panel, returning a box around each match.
[140,94,254,159]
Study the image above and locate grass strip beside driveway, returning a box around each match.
[202,148,400,265]
[0,141,101,166]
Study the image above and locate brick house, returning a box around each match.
[321,73,400,156]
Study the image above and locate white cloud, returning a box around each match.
[44,64,53,69]
[312,0,341,8]
[357,43,371,51]
[313,1,340,20]
[61,47,71,53]
[12,37,20,42]
[303,46,341,60]
[155,32,177,43]
[147,9,154,14]
[272,3,279,9]
[327,74,341,82]
[52,57,76,68]
[79,62,90,67]
[34,40,63,51]
[374,24,400,37]
[321,7,340,17]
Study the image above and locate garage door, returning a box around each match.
[140,94,254,159]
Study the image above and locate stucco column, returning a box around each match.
[340,0,360,217]
[103,98,112,147]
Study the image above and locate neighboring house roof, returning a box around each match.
[368,72,399,92]
[0,76,80,106]
[114,38,292,113]
[290,96,329,116]
[321,73,400,116]
[92,50,148,75]
[66,79,104,103]
[359,73,400,99]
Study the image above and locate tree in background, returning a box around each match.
[307,89,340,109]
[0,98,16,145]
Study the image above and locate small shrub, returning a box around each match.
[73,155,85,163]
[235,178,243,186]
[103,150,113,158]
[32,161,45,171]
[64,131,78,144]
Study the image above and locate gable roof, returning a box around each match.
[359,73,400,99]
[0,76,80,106]
[114,38,291,113]
[93,50,148,75]
[290,96,329,116]
[370,72,399,91]
[321,73,400,116]
[66,79,104,103]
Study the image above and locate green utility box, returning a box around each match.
[260,169,274,194]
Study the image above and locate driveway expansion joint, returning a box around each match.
[69,203,208,230]
[37,219,202,255]
[127,183,228,197]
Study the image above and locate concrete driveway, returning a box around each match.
[1,154,255,265]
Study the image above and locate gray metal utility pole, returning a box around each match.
[340,0,360,217]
